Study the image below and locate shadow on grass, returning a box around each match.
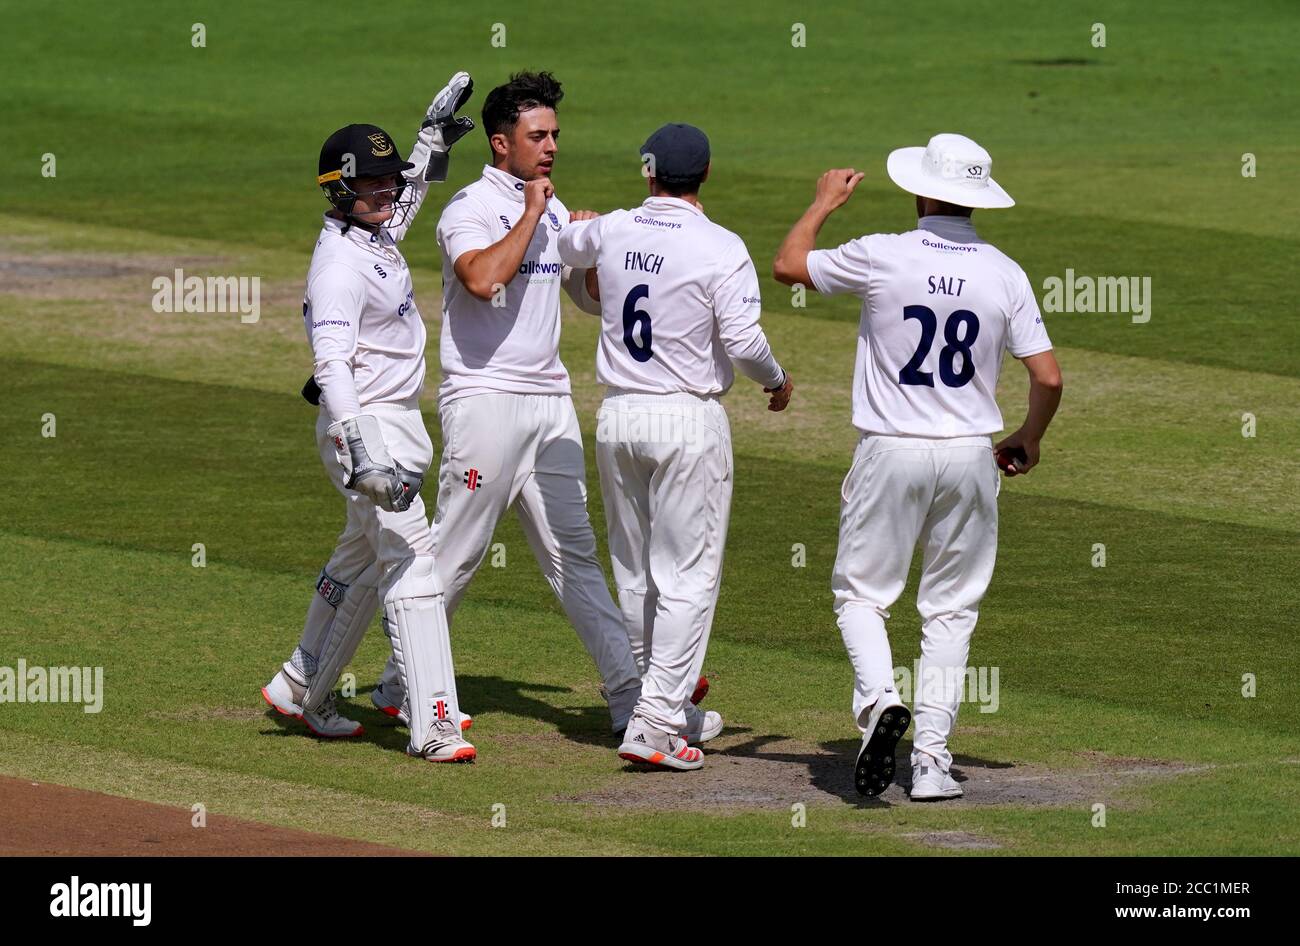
[262,674,624,753]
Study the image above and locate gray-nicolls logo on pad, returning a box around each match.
[50,876,152,926]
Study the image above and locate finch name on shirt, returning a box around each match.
[626,251,665,274]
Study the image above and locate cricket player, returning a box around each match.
[363,70,647,739]
[260,72,479,763]
[560,123,794,770]
[773,134,1062,799]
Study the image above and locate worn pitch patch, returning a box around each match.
[561,734,1210,811]
[900,830,1003,850]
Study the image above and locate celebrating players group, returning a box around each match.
[260,68,1061,801]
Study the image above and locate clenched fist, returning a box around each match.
[524,178,555,219]
[814,168,865,212]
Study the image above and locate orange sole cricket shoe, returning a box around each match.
[261,683,364,739]
[407,741,477,764]
[618,720,704,771]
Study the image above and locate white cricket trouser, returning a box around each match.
[315,403,436,570]
[596,391,733,735]
[833,434,998,772]
[302,403,463,746]
[421,392,640,696]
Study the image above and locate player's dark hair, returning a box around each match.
[482,71,564,140]
[654,173,706,197]
[920,195,974,218]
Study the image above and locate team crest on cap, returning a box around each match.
[368,133,394,157]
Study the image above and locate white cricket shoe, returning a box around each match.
[370,684,472,731]
[853,691,911,797]
[909,754,963,801]
[618,716,704,771]
[681,704,723,744]
[261,671,364,739]
[407,720,476,763]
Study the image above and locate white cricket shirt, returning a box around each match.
[557,196,784,396]
[806,215,1051,437]
[436,165,595,404]
[304,215,426,423]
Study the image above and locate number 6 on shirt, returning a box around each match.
[623,284,653,362]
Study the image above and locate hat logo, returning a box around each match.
[367,133,394,157]
[967,164,984,178]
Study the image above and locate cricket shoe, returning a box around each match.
[909,754,963,801]
[371,684,472,731]
[853,692,910,797]
[681,704,723,744]
[261,671,364,738]
[406,720,476,763]
[618,716,704,771]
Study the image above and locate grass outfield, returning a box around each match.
[1,0,1298,855]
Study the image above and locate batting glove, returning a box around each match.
[419,71,475,182]
[327,414,424,513]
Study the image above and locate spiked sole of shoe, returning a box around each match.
[855,707,911,797]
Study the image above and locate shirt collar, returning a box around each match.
[322,213,394,248]
[918,214,980,243]
[641,195,705,216]
[481,164,528,203]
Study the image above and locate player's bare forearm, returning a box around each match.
[584,266,600,302]
[1018,350,1063,441]
[453,217,541,301]
[774,168,865,286]
[996,351,1062,473]
[773,204,832,286]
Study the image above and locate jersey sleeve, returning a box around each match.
[805,235,873,296]
[305,264,366,422]
[436,192,493,267]
[385,127,435,244]
[557,216,602,269]
[1007,269,1053,358]
[713,240,785,390]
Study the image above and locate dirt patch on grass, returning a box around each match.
[0,252,228,297]
[0,775,430,856]
[900,830,1003,850]
[560,733,1209,811]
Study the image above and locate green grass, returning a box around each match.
[1,0,1298,855]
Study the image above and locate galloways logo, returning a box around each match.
[50,877,151,926]
[0,660,103,713]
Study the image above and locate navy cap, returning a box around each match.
[318,123,414,185]
[640,123,710,183]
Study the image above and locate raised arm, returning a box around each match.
[773,168,865,286]
[387,71,475,244]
